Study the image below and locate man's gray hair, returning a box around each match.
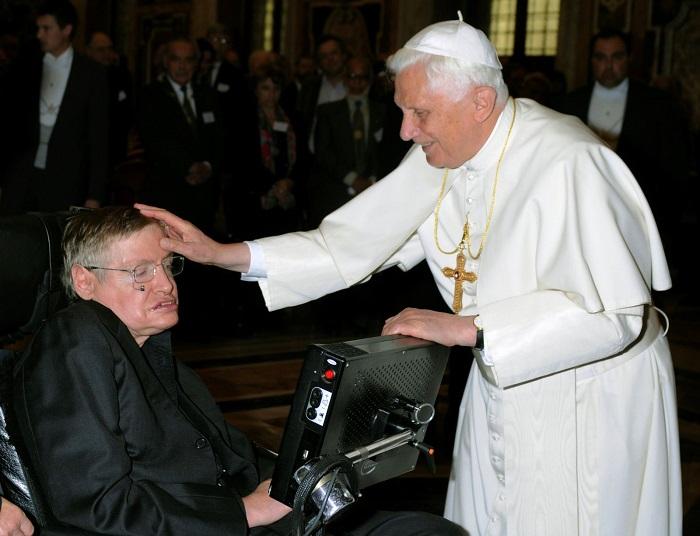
[386,48,509,105]
[62,207,161,299]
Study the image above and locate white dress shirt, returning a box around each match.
[35,47,73,168]
[587,78,628,139]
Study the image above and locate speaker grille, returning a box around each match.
[337,352,442,451]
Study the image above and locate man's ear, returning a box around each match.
[71,265,96,300]
[62,23,73,41]
[472,86,498,123]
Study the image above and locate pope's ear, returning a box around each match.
[71,265,96,300]
[472,86,497,123]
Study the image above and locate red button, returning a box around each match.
[323,369,336,381]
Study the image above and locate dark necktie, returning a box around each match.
[179,84,197,129]
[352,100,366,173]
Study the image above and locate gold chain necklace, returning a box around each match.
[433,99,517,312]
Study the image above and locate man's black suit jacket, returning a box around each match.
[209,61,257,173]
[296,75,323,144]
[13,300,260,534]
[0,52,109,214]
[139,79,224,230]
[556,80,690,228]
[309,97,385,225]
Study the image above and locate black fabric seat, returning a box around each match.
[0,211,98,534]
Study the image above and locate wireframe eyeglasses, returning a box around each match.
[84,255,185,284]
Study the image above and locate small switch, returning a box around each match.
[323,369,336,381]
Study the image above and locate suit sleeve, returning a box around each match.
[314,103,354,183]
[14,314,249,535]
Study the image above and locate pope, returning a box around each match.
[139,14,682,536]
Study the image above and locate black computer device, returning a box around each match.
[270,334,449,511]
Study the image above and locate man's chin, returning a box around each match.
[424,149,445,168]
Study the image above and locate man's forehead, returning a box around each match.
[594,36,627,54]
[319,41,340,54]
[36,15,59,28]
[169,42,195,58]
[347,60,369,73]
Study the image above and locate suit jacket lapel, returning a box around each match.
[88,301,180,405]
[53,54,80,130]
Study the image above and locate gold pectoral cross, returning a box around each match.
[442,249,477,313]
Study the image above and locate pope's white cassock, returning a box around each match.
[250,98,682,535]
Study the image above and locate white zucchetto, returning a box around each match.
[403,11,502,70]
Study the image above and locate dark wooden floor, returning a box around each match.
[175,277,700,534]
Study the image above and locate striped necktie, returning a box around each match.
[179,84,197,129]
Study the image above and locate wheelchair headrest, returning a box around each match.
[0,212,71,344]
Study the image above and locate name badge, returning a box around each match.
[273,121,289,132]
[118,90,127,102]
[202,111,216,124]
[217,83,230,93]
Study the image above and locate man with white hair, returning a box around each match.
[139,14,682,536]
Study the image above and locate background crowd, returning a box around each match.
[0,1,695,338]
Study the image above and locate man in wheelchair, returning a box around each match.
[10,207,463,535]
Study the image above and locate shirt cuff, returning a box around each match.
[241,241,267,280]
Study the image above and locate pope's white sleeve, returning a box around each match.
[254,230,359,311]
[254,230,425,311]
[477,290,644,388]
[376,233,425,273]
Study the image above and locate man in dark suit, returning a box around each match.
[86,31,133,171]
[139,36,223,233]
[140,36,227,336]
[13,206,465,535]
[13,207,288,534]
[556,28,690,278]
[310,56,385,226]
[0,0,108,215]
[297,34,348,150]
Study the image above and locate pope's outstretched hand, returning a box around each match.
[134,204,251,272]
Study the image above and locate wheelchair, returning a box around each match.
[0,210,96,535]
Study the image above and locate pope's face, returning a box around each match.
[87,225,179,346]
[36,14,71,57]
[395,64,479,169]
[591,36,628,88]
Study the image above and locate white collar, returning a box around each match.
[43,46,73,68]
[167,76,191,96]
[592,78,629,99]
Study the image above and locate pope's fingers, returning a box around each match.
[134,202,165,212]
[135,204,191,228]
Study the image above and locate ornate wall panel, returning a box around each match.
[663,1,700,130]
